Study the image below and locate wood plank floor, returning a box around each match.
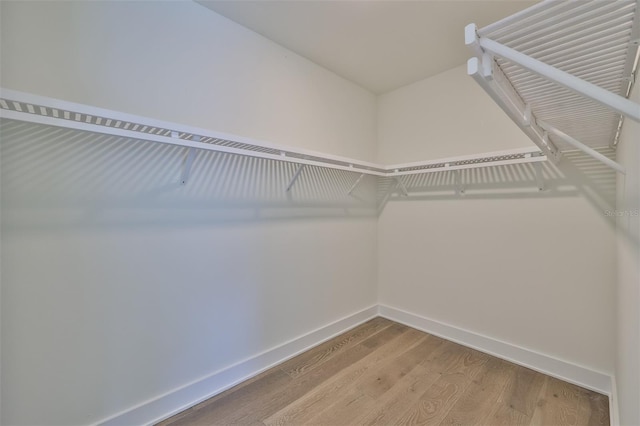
[158,318,609,426]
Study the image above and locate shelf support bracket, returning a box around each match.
[481,52,494,79]
[466,49,561,163]
[181,148,197,185]
[455,170,465,195]
[179,136,199,185]
[286,164,305,192]
[395,176,409,197]
[534,162,544,191]
[523,103,532,126]
[347,173,365,195]
[539,121,626,174]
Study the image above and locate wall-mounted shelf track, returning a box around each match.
[0,88,546,188]
[466,0,640,175]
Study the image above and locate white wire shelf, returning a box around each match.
[0,88,546,180]
[466,0,640,174]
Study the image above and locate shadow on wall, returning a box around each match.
[1,118,621,233]
[380,147,618,224]
[0,119,379,232]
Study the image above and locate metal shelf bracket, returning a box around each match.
[465,27,561,163]
[539,121,626,174]
[286,164,305,192]
[347,173,366,195]
[394,175,409,197]
[534,162,544,191]
[180,136,199,185]
[455,170,465,195]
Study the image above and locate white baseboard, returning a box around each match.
[609,375,619,425]
[378,305,613,396]
[96,305,379,426]
[97,304,614,426]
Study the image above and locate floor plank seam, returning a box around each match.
[158,317,609,426]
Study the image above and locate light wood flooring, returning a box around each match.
[158,317,609,426]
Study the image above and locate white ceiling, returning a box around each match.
[196,0,537,94]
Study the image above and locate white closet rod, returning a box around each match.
[538,121,625,174]
[0,88,546,178]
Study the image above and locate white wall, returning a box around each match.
[615,81,640,425]
[0,2,377,425]
[377,66,617,377]
[377,65,532,163]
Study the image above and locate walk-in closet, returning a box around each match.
[1,1,638,425]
